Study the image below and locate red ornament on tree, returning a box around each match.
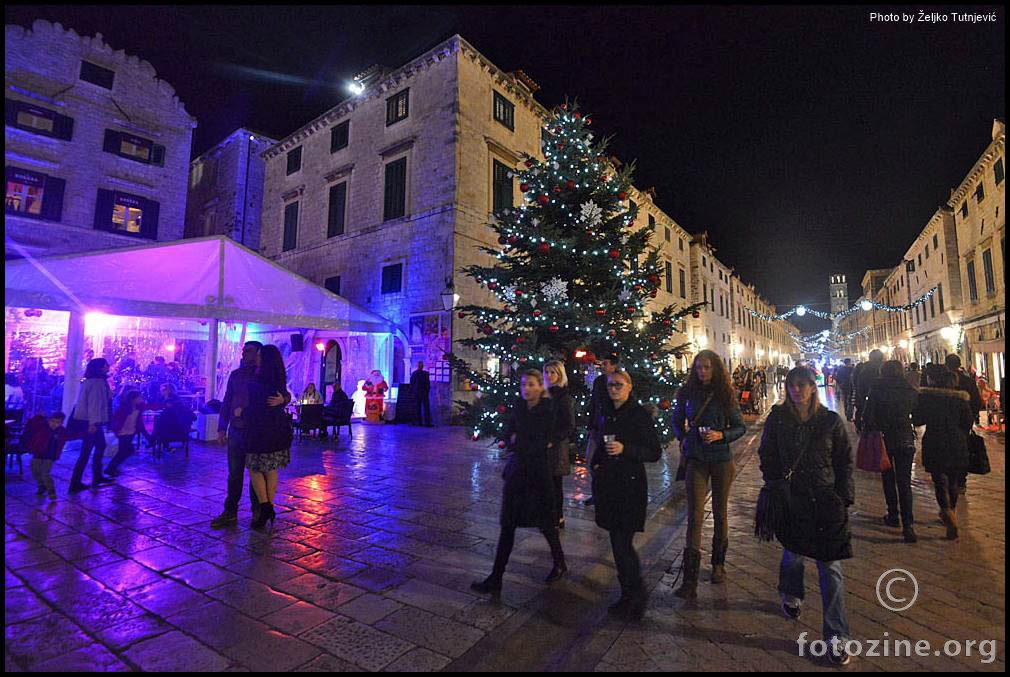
[537,195,549,205]
[458,312,466,319]
[525,159,534,168]
[574,112,582,120]
[519,357,528,364]
[498,441,507,449]
[533,310,542,317]
[537,242,550,254]
[692,311,701,319]
[594,308,607,317]
[488,282,498,290]
[549,325,560,333]
[648,274,660,286]
[659,399,671,411]
[552,186,562,193]
[560,103,568,110]
[626,306,636,315]
[585,117,592,125]
[508,235,519,244]
[520,183,530,192]
[608,329,617,337]
[608,249,620,259]
[650,290,658,298]
[662,319,672,326]
[633,284,643,291]
[514,289,524,297]
[566,180,575,190]
[516,336,527,344]
[496,404,508,415]
[482,325,494,335]
[618,191,628,200]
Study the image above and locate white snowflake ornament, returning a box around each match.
[540,277,569,303]
[579,201,603,227]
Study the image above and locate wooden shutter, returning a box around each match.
[327,182,346,237]
[152,145,166,167]
[141,198,160,239]
[283,202,299,251]
[383,158,406,221]
[40,176,65,222]
[94,189,116,230]
[103,129,120,153]
[4,99,20,127]
[53,113,74,141]
[381,263,403,294]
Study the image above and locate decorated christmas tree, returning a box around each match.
[450,102,705,446]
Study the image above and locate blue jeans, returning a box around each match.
[778,549,849,642]
[223,427,257,515]
[71,425,106,485]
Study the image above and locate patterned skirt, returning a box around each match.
[245,448,290,472]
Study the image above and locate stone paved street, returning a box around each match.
[4,389,1005,671]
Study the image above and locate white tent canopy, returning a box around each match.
[5,235,396,334]
[6,235,402,410]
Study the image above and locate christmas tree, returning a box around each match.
[450,102,704,446]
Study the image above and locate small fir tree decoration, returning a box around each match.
[449,102,705,446]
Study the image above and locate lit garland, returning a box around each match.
[786,326,873,354]
[746,286,939,322]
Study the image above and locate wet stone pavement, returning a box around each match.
[4,391,1005,672]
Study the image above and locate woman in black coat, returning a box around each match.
[912,365,973,540]
[591,370,662,620]
[863,360,919,542]
[472,370,566,596]
[758,367,853,665]
[242,345,293,531]
[545,360,575,529]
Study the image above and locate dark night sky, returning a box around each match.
[6,6,1005,331]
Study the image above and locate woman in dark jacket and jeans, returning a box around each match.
[671,349,746,598]
[592,370,662,619]
[863,360,919,542]
[545,360,575,529]
[912,365,972,540]
[758,366,854,666]
[472,370,565,596]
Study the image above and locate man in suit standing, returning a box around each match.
[410,361,432,427]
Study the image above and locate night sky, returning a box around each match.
[6,6,1005,331]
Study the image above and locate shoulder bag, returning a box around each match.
[754,416,811,542]
[675,393,714,481]
[967,431,991,475]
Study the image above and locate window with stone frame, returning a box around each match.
[79,60,115,89]
[103,130,165,166]
[975,182,985,203]
[960,200,968,219]
[327,182,347,237]
[386,89,409,126]
[665,260,673,294]
[6,99,74,140]
[493,91,514,131]
[93,189,158,239]
[5,167,60,219]
[995,157,1005,185]
[966,259,978,302]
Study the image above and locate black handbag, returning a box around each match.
[754,421,810,542]
[967,432,991,475]
[65,407,89,440]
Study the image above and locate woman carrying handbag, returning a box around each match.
[756,367,854,666]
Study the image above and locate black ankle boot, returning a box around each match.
[251,502,275,531]
[470,573,502,595]
[545,559,567,583]
[674,548,701,599]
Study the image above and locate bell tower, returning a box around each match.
[829,274,848,315]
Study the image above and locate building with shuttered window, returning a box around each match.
[5,20,195,259]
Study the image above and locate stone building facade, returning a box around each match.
[903,206,963,366]
[949,120,1005,388]
[5,20,195,259]
[258,35,795,419]
[687,232,734,367]
[184,128,276,251]
[729,277,795,368]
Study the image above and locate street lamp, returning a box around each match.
[860,300,873,311]
[441,277,459,312]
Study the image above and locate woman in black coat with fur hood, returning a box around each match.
[912,364,973,540]
[591,370,662,620]
[472,370,566,596]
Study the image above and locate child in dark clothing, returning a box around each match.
[24,412,67,499]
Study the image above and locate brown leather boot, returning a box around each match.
[710,540,728,584]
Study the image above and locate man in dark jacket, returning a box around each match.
[863,361,920,541]
[210,342,287,528]
[834,359,855,421]
[853,349,884,432]
[410,361,432,427]
[584,352,619,506]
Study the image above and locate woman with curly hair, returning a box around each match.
[671,349,746,598]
